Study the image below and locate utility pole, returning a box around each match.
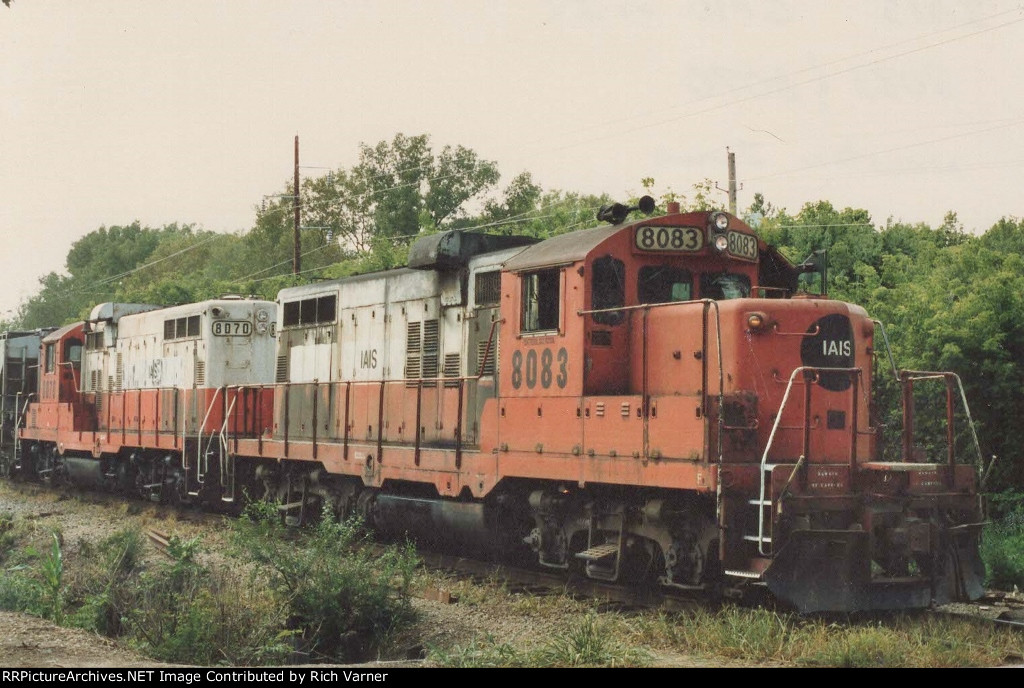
[715,147,741,214]
[727,147,738,215]
[293,135,301,275]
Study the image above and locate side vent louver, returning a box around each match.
[195,360,206,387]
[422,319,439,387]
[114,354,123,392]
[443,353,460,388]
[276,355,288,383]
[476,337,498,376]
[405,321,421,387]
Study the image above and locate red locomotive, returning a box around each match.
[13,200,985,612]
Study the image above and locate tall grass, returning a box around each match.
[0,503,420,666]
[230,501,419,662]
[428,614,650,668]
[981,509,1024,591]
[633,606,1024,667]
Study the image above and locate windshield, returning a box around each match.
[700,273,751,300]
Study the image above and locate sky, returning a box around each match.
[2,1,1023,317]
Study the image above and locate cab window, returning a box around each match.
[65,338,83,366]
[521,269,560,332]
[591,256,625,326]
[701,273,751,300]
[639,266,692,304]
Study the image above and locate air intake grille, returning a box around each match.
[476,337,498,376]
[443,353,461,388]
[422,319,439,387]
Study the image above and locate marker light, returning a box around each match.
[747,312,769,332]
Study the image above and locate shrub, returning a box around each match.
[231,502,419,662]
[123,534,291,665]
[981,513,1024,591]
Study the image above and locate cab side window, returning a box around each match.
[521,269,560,333]
[591,256,625,326]
[65,338,83,366]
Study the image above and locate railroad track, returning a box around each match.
[16,478,1024,630]
[411,547,704,612]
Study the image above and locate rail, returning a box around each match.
[194,385,224,485]
[580,298,726,563]
[218,318,504,465]
[218,392,238,501]
[898,370,985,483]
[757,365,863,556]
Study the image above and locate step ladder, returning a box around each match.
[742,463,776,555]
[574,509,625,582]
[278,475,309,527]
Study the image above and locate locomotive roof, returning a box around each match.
[502,224,622,273]
[42,321,82,343]
[277,267,422,301]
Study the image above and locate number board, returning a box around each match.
[211,321,252,337]
[634,226,704,253]
[727,231,758,261]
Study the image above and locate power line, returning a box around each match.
[524,7,1024,152]
[549,11,1024,154]
[744,117,1024,184]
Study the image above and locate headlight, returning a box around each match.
[714,235,729,252]
[256,309,269,322]
[256,322,268,335]
[747,312,769,332]
[712,212,729,230]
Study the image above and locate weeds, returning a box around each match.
[631,606,1024,667]
[428,612,650,668]
[68,528,145,636]
[982,510,1024,591]
[0,502,420,666]
[38,532,65,624]
[534,613,650,667]
[231,502,419,662]
[123,536,290,666]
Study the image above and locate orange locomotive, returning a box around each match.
[16,200,985,612]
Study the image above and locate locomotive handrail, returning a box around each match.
[871,320,900,379]
[579,297,726,555]
[13,392,32,468]
[577,297,709,316]
[218,391,239,500]
[897,370,985,483]
[222,317,501,399]
[195,385,224,485]
[757,365,862,556]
